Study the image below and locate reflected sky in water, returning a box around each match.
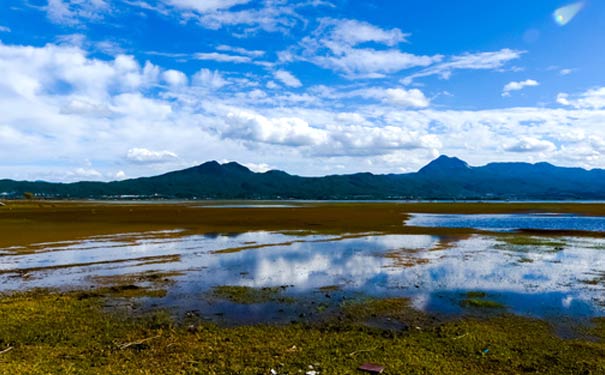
[1,228,605,324]
[406,213,605,232]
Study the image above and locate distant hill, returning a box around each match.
[2,155,605,200]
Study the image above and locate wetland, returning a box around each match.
[1,201,605,374]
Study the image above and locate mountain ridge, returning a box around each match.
[2,156,605,200]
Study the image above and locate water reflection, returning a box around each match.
[1,230,604,324]
[406,213,605,232]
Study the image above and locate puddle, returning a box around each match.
[405,213,605,232]
[1,230,605,327]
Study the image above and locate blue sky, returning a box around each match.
[1,0,604,181]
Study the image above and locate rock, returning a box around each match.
[358,363,385,374]
[0,202,5,207]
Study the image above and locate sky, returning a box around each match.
[1,0,604,182]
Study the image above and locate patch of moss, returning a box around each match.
[76,284,167,299]
[466,291,487,298]
[210,285,294,304]
[91,270,184,286]
[498,235,567,249]
[461,298,505,309]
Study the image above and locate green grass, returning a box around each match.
[0,290,604,374]
[461,292,506,309]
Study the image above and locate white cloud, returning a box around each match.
[216,45,265,57]
[266,80,279,89]
[242,162,273,173]
[322,18,408,47]
[223,111,327,147]
[162,69,188,86]
[274,70,302,88]
[2,40,605,181]
[0,26,11,33]
[402,49,524,84]
[158,0,321,34]
[559,68,573,76]
[67,167,103,179]
[115,170,127,180]
[166,0,250,13]
[502,79,539,97]
[192,69,228,89]
[0,42,160,101]
[126,148,179,164]
[384,88,429,107]
[344,87,430,108]
[557,87,605,109]
[504,136,556,153]
[290,18,439,78]
[194,52,251,63]
[46,0,110,26]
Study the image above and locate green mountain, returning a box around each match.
[2,156,605,200]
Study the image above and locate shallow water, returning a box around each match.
[406,213,605,232]
[1,229,604,326]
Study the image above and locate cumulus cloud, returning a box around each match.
[2,39,605,181]
[162,69,188,86]
[223,111,327,147]
[126,148,179,164]
[384,88,430,107]
[274,70,302,88]
[0,42,160,101]
[402,49,524,84]
[502,79,539,97]
[557,87,605,109]
[242,162,273,173]
[504,137,556,153]
[345,87,430,108]
[192,69,228,89]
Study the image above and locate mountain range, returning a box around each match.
[2,155,605,200]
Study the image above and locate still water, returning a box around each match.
[405,213,605,232]
[1,220,604,325]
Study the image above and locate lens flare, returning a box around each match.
[553,2,585,26]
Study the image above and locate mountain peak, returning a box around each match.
[418,155,470,174]
[191,160,252,175]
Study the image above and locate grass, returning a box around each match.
[461,292,506,309]
[0,290,604,374]
[210,285,294,304]
[497,235,567,248]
